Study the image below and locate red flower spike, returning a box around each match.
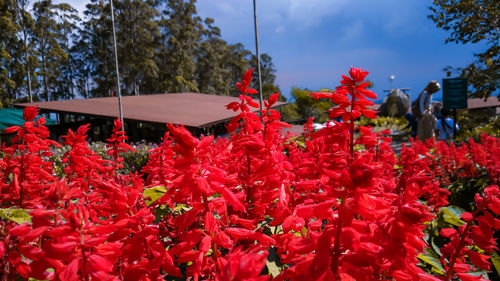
[349,67,369,83]
[23,106,38,121]
[267,93,280,107]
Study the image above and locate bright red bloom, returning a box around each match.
[22,106,38,121]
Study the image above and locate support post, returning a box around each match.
[253,0,263,111]
[110,0,124,131]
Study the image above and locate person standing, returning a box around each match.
[416,81,440,141]
[435,108,459,141]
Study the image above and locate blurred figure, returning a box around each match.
[403,112,417,138]
[417,81,440,141]
[435,108,459,141]
[433,102,443,119]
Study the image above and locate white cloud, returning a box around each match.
[340,19,364,42]
[214,2,236,15]
[287,0,349,28]
[198,0,351,34]
[275,25,286,34]
[54,0,86,16]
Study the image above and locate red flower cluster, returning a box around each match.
[0,67,499,281]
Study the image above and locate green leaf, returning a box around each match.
[418,248,445,275]
[173,204,190,213]
[266,247,281,277]
[0,208,32,224]
[492,251,500,276]
[143,186,167,206]
[266,260,281,277]
[439,206,465,227]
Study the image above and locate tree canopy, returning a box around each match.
[429,0,500,99]
[0,0,281,107]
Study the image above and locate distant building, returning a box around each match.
[467,97,500,116]
[15,93,286,142]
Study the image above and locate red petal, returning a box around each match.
[219,187,246,213]
[440,228,458,238]
[60,258,79,281]
[245,88,258,94]
[9,223,31,236]
[361,109,378,119]
[467,250,491,270]
[88,254,114,273]
[3,126,21,134]
[359,88,377,99]
[310,92,332,100]
[267,93,280,107]
[461,212,473,222]
[456,273,483,281]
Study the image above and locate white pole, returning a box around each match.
[253,0,263,111]
[110,0,124,130]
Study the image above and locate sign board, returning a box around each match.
[442,78,467,110]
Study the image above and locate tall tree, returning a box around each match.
[32,0,79,101]
[70,28,93,99]
[157,0,202,93]
[195,17,232,95]
[225,43,253,96]
[81,0,115,97]
[116,0,160,96]
[429,0,500,99]
[55,2,80,100]
[0,0,22,107]
[16,0,37,103]
[250,53,281,100]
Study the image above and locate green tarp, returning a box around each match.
[0,108,56,131]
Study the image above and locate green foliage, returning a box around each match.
[0,0,23,108]
[116,0,160,96]
[429,0,499,99]
[157,0,201,93]
[250,53,281,100]
[492,252,500,276]
[356,116,408,131]
[279,103,302,122]
[195,17,232,96]
[88,141,155,174]
[444,168,491,212]
[456,110,500,141]
[291,87,332,123]
[143,186,167,206]
[0,208,32,224]
[50,141,156,176]
[418,247,445,275]
[438,206,465,227]
[81,0,115,97]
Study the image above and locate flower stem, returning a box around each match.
[443,220,473,281]
[331,191,347,275]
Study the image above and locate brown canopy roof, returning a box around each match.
[467,97,500,109]
[15,93,287,128]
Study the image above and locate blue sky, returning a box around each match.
[63,0,488,102]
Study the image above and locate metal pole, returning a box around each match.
[253,0,263,111]
[110,0,124,131]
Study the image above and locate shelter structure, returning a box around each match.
[0,108,56,130]
[14,93,286,142]
[0,108,57,144]
[467,97,500,115]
